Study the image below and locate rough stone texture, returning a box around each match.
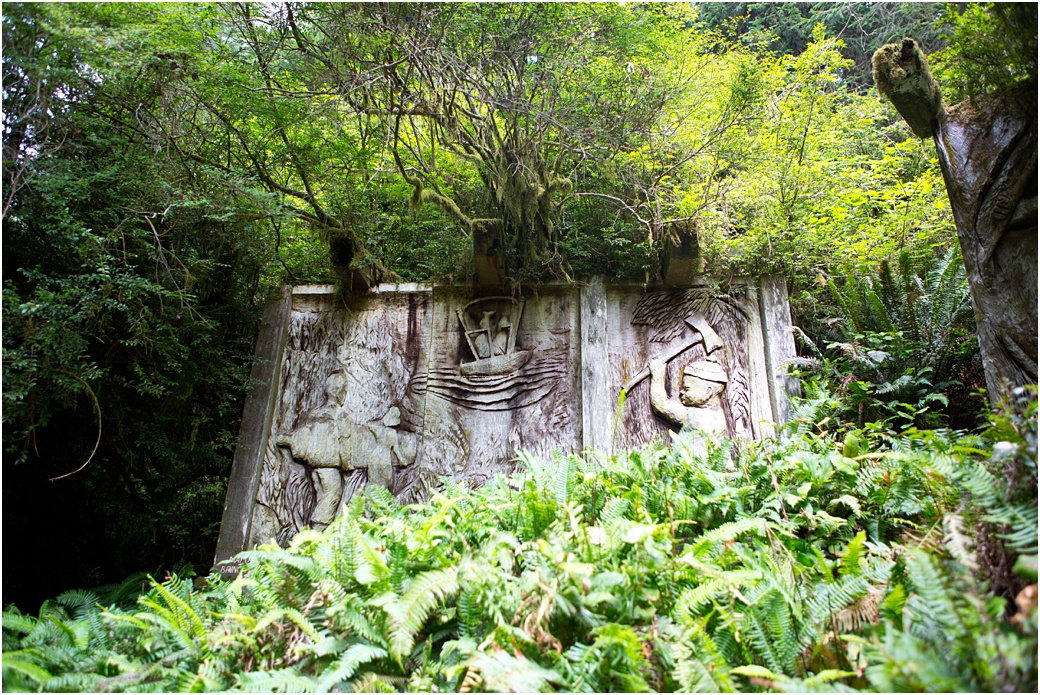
[216,278,796,562]
[934,87,1038,401]
[214,286,292,573]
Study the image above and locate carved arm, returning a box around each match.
[648,358,687,428]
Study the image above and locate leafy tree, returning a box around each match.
[695,2,947,88]
[696,30,955,297]
[204,3,766,285]
[930,2,1038,105]
[2,2,280,608]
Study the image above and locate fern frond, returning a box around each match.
[942,514,978,571]
[384,568,459,663]
[318,644,388,692]
[838,531,867,576]
[135,583,209,658]
[598,497,630,527]
[832,585,881,633]
[904,548,963,637]
[805,574,872,627]
[672,625,734,692]
[2,612,38,636]
[2,651,53,687]
[687,517,766,558]
[554,455,579,506]
[54,589,100,620]
[467,649,559,693]
[674,580,726,626]
[237,667,318,692]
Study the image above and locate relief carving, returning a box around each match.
[618,288,754,446]
[648,357,728,436]
[242,283,775,551]
[457,297,530,376]
[249,298,427,547]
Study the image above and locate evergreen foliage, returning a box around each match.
[793,246,983,430]
[5,396,1036,692]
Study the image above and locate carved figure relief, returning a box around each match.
[648,355,729,435]
[249,297,427,547]
[640,309,730,438]
[607,288,754,451]
[218,280,797,564]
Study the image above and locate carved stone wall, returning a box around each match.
[216,279,797,565]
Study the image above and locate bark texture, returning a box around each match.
[934,88,1038,402]
[873,38,1037,402]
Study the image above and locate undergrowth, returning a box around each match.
[3,393,1037,692]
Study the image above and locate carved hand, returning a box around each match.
[648,357,686,428]
[648,357,666,378]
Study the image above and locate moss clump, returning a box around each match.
[872,38,944,138]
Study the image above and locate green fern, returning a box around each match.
[672,623,734,692]
[674,579,726,626]
[318,644,389,692]
[381,568,459,663]
[237,667,318,692]
[838,531,867,576]
[7,399,1035,693]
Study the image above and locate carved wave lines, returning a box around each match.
[413,354,566,411]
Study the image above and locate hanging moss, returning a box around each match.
[872,38,944,138]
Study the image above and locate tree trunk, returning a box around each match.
[933,87,1038,403]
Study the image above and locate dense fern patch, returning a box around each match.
[3,400,1036,692]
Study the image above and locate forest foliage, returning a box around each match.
[2,0,1036,672]
[3,391,1037,692]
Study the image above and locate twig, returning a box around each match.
[49,373,101,482]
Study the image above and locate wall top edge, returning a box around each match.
[291,282,436,295]
[291,284,339,295]
[289,277,771,297]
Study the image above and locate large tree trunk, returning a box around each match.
[873,39,1037,403]
[933,88,1037,403]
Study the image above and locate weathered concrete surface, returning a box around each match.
[759,277,800,426]
[935,88,1038,401]
[215,278,797,564]
[214,286,292,575]
[580,278,612,452]
[601,283,769,450]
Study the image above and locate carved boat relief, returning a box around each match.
[415,287,580,491]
